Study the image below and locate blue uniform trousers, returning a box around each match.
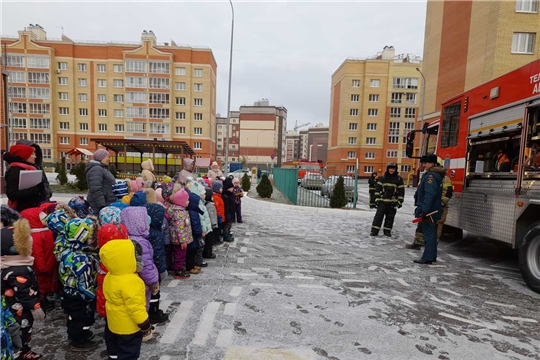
[421,222,437,262]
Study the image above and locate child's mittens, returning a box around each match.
[150,283,160,295]
[31,307,46,321]
[139,319,154,342]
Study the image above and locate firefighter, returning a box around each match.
[406,157,452,249]
[370,162,404,237]
[413,154,443,264]
[368,172,378,209]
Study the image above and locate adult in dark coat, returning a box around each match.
[17,139,52,201]
[368,172,378,208]
[4,144,47,212]
[221,178,237,242]
[85,149,116,213]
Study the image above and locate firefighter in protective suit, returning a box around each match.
[368,172,378,209]
[370,162,404,237]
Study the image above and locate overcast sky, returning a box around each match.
[2,0,427,130]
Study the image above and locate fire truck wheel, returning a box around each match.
[519,220,540,294]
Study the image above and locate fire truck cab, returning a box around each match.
[407,59,540,293]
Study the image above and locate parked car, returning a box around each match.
[321,177,356,200]
[300,172,325,190]
[227,169,250,179]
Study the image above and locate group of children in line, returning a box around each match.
[1,174,244,359]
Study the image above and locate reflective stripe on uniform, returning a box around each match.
[372,226,380,229]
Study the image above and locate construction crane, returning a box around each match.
[294,121,311,132]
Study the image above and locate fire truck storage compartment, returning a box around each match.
[467,135,521,176]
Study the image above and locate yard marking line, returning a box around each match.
[229,287,242,297]
[430,277,437,283]
[160,301,193,344]
[285,275,315,280]
[447,254,461,261]
[243,238,251,244]
[429,295,457,307]
[439,312,497,330]
[240,247,248,253]
[349,287,371,293]
[230,273,257,276]
[160,300,173,311]
[368,266,378,271]
[392,296,416,306]
[341,279,370,283]
[297,284,326,289]
[167,280,180,288]
[215,329,233,348]
[428,265,447,268]
[442,273,459,276]
[438,288,463,297]
[338,271,356,275]
[485,301,516,309]
[396,278,410,287]
[192,302,220,346]
[237,258,245,264]
[283,269,312,273]
[251,283,273,287]
[223,303,237,316]
[501,316,537,323]
[228,241,237,248]
[252,267,271,272]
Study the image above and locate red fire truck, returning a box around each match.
[407,59,540,293]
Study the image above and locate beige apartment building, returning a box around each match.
[422,0,540,121]
[215,111,240,163]
[327,47,421,176]
[1,25,217,163]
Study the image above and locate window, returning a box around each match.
[403,122,415,143]
[369,94,379,102]
[126,122,146,133]
[126,77,146,88]
[393,77,418,89]
[114,109,124,118]
[352,79,361,88]
[98,109,107,117]
[194,69,203,77]
[78,63,87,72]
[57,62,68,70]
[149,93,170,104]
[405,108,416,118]
[364,166,375,173]
[42,149,51,159]
[30,118,51,129]
[114,79,124,88]
[78,78,87,87]
[370,79,380,88]
[193,142,202,150]
[59,122,69,130]
[126,92,146,103]
[401,164,412,173]
[175,82,186,90]
[98,124,107,132]
[406,93,417,104]
[512,33,536,54]
[175,97,186,106]
[79,108,88,116]
[97,79,107,88]
[80,123,89,131]
[516,0,538,12]
[30,134,51,144]
[386,150,398,158]
[441,102,461,148]
[97,64,106,73]
[98,94,106,102]
[115,124,124,132]
[11,87,26,98]
[388,122,400,144]
[149,108,169,119]
[114,94,124,103]
[175,126,186,134]
[113,64,123,73]
[149,61,170,74]
[149,78,170,89]
[391,93,403,104]
[126,107,146,118]
[28,72,49,84]
[366,137,376,145]
[347,151,356,159]
[194,113,203,121]
[175,67,186,75]
[349,123,358,131]
[29,104,49,114]
[194,127,203,135]
[9,133,28,143]
[365,152,375,160]
[194,84,203,92]
[6,55,25,67]
[367,123,377,131]
[80,138,88,146]
[25,56,49,69]
[350,109,359,116]
[125,60,146,73]
[60,136,70,145]
[194,98,203,106]
[150,123,170,134]
[175,112,186,120]
[348,137,357,145]
[78,93,88,102]
[351,94,360,102]
[58,92,68,100]
[390,107,401,118]
[9,118,27,128]
[28,88,50,99]
[8,71,26,83]
[368,109,378,117]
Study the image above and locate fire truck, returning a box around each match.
[407,59,540,293]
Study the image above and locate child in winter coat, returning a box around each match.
[232,178,244,223]
[203,188,218,259]
[186,191,205,274]
[212,181,226,244]
[99,224,152,358]
[1,296,22,360]
[187,181,212,266]
[165,189,193,279]
[221,178,237,242]
[68,196,94,218]
[1,209,44,359]
[111,180,129,200]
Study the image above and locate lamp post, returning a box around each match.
[223,0,235,175]
[416,67,426,159]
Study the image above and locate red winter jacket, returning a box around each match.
[214,193,225,221]
[20,207,57,296]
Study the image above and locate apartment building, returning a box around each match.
[238,99,287,168]
[215,111,240,163]
[305,124,328,164]
[1,25,217,163]
[422,0,540,121]
[285,130,301,162]
[327,47,421,176]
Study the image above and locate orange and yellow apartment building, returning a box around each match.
[0,25,217,165]
[327,46,422,177]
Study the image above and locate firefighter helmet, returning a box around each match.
[386,162,398,170]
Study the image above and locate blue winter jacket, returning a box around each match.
[414,167,444,221]
[187,192,204,238]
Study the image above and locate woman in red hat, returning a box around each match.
[3,144,47,212]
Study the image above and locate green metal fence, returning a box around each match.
[272,168,298,204]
